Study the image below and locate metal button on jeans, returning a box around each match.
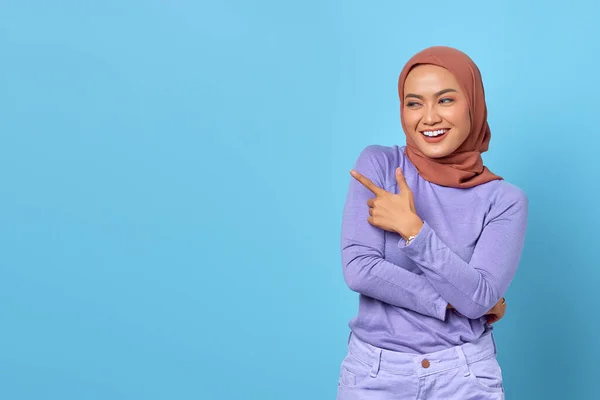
[421,359,430,368]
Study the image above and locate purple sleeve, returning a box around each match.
[341,146,448,321]
[400,190,528,319]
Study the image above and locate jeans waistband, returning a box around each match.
[347,331,497,377]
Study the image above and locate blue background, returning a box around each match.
[1,1,599,399]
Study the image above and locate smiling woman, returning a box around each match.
[336,46,528,399]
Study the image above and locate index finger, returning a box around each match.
[350,170,385,195]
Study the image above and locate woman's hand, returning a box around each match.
[485,297,506,324]
[350,167,423,240]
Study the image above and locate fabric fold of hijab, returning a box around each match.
[397,46,502,188]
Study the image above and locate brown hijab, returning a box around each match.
[397,46,502,188]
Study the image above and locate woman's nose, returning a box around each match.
[423,106,442,125]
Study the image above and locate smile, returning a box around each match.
[420,129,449,137]
[420,128,450,143]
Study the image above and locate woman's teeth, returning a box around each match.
[422,129,448,137]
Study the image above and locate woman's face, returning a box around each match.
[402,64,471,159]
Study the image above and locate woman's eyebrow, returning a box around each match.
[404,88,458,100]
[435,88,458,96]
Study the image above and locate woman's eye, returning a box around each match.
[406,102,420,108]
[439,97,454,104]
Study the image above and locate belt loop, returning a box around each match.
[455,346,470,377]
[369,349,382,378]
[491,332,498,355]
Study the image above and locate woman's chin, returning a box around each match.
[413,134,463,159]
[415,143,454,159]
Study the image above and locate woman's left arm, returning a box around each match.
[351,167,528,320]
[401,196,527,319]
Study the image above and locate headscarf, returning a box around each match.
[397,46,502,188]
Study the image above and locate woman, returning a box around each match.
[337,46,528,399]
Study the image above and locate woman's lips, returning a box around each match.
[420,128,449,143]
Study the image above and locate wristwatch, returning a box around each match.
[405,235,417,246]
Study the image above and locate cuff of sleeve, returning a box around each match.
[398,220,433,256]
[436,299,449,321]
[398,221,439,277]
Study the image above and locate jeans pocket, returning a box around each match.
[339,367,356,387]
[467,355,504,393]
[338,353,372,389]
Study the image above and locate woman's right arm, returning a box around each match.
[341,146,448,321]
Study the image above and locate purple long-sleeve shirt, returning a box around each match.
[341,145,528,354]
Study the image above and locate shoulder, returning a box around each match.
[353,144,407,189]
[473,179,529,218]
[354,144,407,171]
[355,144,405,164]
